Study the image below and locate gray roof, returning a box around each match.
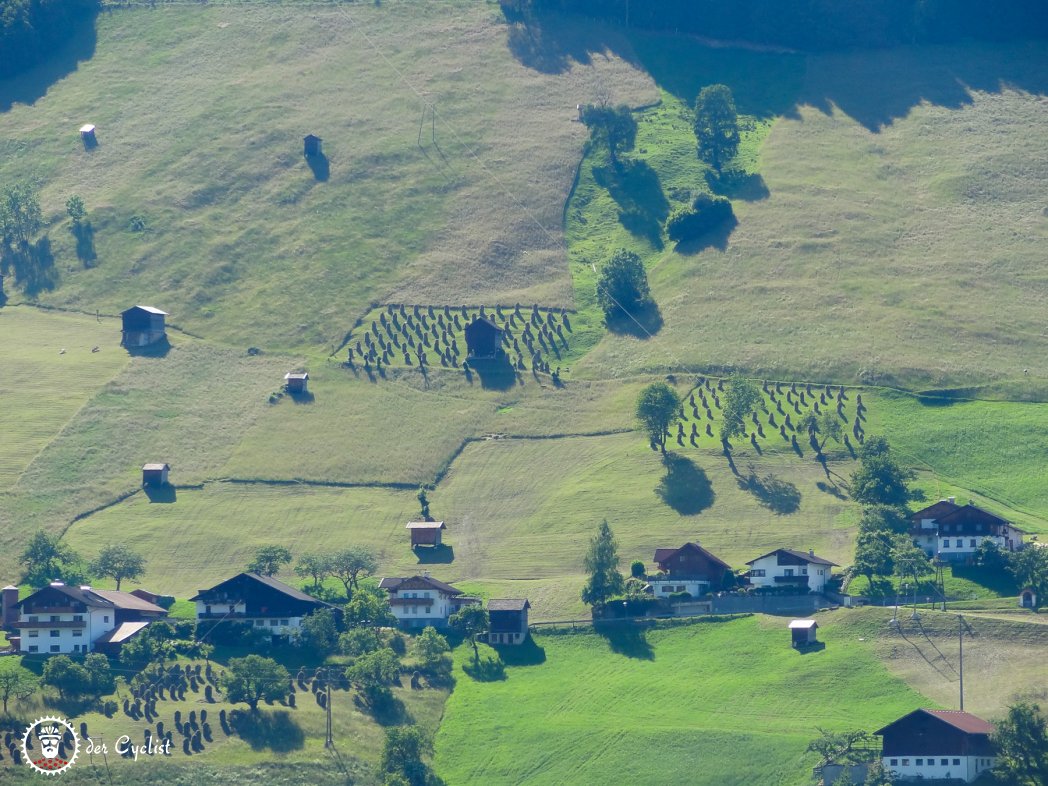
[378,575,462,596]
[17,584,165,613]
[133,305,168,315]
[745,548,838,567]
[488,598,530,612]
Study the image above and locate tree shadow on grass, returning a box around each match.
[230,710,304,752]
[462,654,507,682]
[655,452,714,515]
[707,169,770,202]
[72,222,98,266]
[353,692,412,726]
[738,466,801,514]
[593,620,654,660]
[6,238,59,297]
[673,213,738,255]
[816,480,847,500]
[605,300,663,338]
[503,12,640,75]
[0,22,98,113]
[594,160,669,249]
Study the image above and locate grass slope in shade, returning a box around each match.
[0,307,128,486]
[864,390,1048,534]
[435,615,928,785]
[0,3,653,351]
[571,42,1048,389]
[0,340,293,579]
[65,432,858,617]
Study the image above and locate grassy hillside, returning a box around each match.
[435,614,929,785]
[569,37,1048,390]
[66,432,859,618]
[0,2,652,351]
[0,306,128,485]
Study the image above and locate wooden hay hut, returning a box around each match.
[407,521,446,548]
[1019,587,1037,609]
[142,463,170,487]
[464,316,504,360]
[121,305,168,348]
[79,124,96,143]
[303,134,322,157]
[284,372,309,394]
[789,619,818,647]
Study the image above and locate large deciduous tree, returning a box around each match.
[221,655,290,712]
[294,553,332,589]
[694,84,740,173]
[849,437,915,507]
[328,546,379,599]
[720,375,762,443]
[449,605,489,661]
[596,248,651,320]
[581,519,625,612]
[1007,546,1048,609]
[636,382,681,454]
[247,545,293,577]
[580,103,637,168]
[0,662,38,715]
[20,530,82,587]
[0,183,42,251]
[90,543,146,590]
[992,701,1048,785]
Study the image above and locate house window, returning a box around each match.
[411,607,418,615]
[425,607,431,614]
[269,620,277,627]
[661,586,672,593]
[73,615,83,622]
[969,539,976,547]
[941,759,948,766]
[784,569,794,577]
[28,630,38,638]
[104,616,109,623]
[50,615,60,622]
[751,570,765,577]
[953,759,960,766]
[280,619,289,626]
[50,645,60,653]
[676,586,685,592]
[889,759,897,767]
[902,759,909,766]
[205,605,211,615]
[255,619,265,626]
[73,630,82,637]
[50,630,60,638]
[28,615,38,623]
[943,539,951,548]
[916,759,923,766]
[28,645,38,653]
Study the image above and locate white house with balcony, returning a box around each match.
[13,582,167,655]
[745,549,838,593]
[378,574,479,629]
[910,499,1024,563]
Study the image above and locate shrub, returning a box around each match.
[630,560,646,579]
[665,194,734,244]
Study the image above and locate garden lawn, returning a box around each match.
[435,614,928,785]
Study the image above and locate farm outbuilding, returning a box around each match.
[464,315,504,360]
[1019,587,1037,609]
[79,124,96,144]
[303,134,322,156]
[121,305,168,348]
[407,521,446,548]
[284,372,309,394]
[142,463,170,487]
[485,598,530,645]
[789,619,818,647]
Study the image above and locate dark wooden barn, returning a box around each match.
[284,372,309,394]
[789,618,818,647]
[303,134,322,156]
[485,598,530,645]
[121,305,168,348]
[142,463,170,487]
[464,316,504,360]
[407,521,446,548]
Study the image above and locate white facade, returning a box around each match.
[883,754,996,783]
[649,577,710,598]
[389,589,454,627]
[19,606,116,655]
[747,555,831,593]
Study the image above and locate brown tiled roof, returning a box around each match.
[17,584,165,612]
[936,503,1009,528]
[654,542,732,570]
[910,499,962,522]
[379,575,462,596]
[876,709,994,736]
[91,590,166,614]
[488,599,530,612]
[653,548,678,563]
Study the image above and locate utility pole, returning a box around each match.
[324,668,333,749]
[957,615,975,711]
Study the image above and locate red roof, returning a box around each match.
[875,708,994,737]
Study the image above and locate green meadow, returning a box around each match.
[435,614,928,785]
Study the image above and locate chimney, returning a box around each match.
[2,585,18,629]
[948,496,956,504]
[79,586,92,592]
[49,581,64,587]
[809,549,815,557]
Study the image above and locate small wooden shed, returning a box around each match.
[407,521,446,548]
[789,619,818,647]
[303,134,322,157]
[142,463,170,487]
[464,316,504,360]
[1019,587,1037,609]
[79,124,96,143]
[284,372,309,394]
[121,305,168,348]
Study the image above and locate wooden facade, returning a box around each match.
[485,598,530,645]
[121,305,168,348]
[464,316,504,360]
[789,618,818,647]
[303,134,322,156]
[407,521,445,547]
[284,372,309,394]
[142,463,170,486]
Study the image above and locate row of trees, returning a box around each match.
[21,531,146,590]
[246,543,379,601]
